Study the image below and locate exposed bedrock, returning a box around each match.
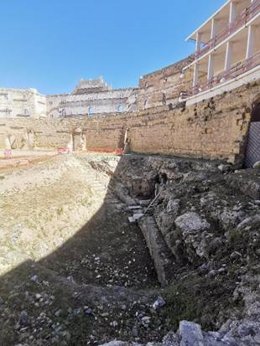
[112,154,260,345]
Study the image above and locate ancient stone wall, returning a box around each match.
[0,117,73,150]
[1,81,259,163]
[137,57,193,110]
[75,81,259,163]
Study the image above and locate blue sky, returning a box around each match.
[0,0,225,94]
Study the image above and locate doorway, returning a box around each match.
[245,100,260,168]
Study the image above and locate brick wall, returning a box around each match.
[137,57,193,110]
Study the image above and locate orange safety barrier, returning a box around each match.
[57,147,70,154]
[87,147,124,155]
[114,148,124,155]
[87,147,115,153]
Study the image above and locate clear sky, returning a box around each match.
[0,0,225,94]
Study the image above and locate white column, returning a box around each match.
[225,41,233,71]
[229,1,237,23]
[195,32,201,52]
[246,25,255,59]
[210,18,217,49]
[207,54,214,80]
[193,63,199,87]
[210,18,217,39]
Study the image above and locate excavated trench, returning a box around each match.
[0,153,259,345]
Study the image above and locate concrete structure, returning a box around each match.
[182,0,260,104]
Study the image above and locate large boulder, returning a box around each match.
[175,212,210,236]
[179,321,204,346]
[174,212,211,260]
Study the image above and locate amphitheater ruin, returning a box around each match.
[0,1,260,345]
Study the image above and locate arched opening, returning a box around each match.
[245,98,260,168]
[251,102,260,122]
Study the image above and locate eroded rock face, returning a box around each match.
[156,211,212,264]
[114,155,260,346]
[155,199,180,235]
[175,212,211,258]
[175,212,210,235]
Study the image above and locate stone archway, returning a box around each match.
[245,98,260,168]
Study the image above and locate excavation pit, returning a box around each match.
[0,153,259,345]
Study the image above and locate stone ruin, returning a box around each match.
[0,4,260,345]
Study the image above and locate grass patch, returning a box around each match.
[162,272,244,331]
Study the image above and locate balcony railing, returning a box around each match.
[193,0,260,61]
[180,51,260,99]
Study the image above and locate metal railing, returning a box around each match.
[180,51,260,99]
[192,0,260,61]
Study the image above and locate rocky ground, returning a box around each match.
[107,155,260,345]
[0,153,259,345]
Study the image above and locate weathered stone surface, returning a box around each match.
[162,331,180,346]
[173,212,211,259]
[1,80,259,164]
[179,321,204,346]
[99,341,131,346]
[175,212,210,236]
[139,216,175,286]
[155,199,180,236]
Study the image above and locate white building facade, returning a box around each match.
[0,88,46,119]
[182,0,260,104]
[46,79,137,118]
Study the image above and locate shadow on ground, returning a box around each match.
[0,154,166,345]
